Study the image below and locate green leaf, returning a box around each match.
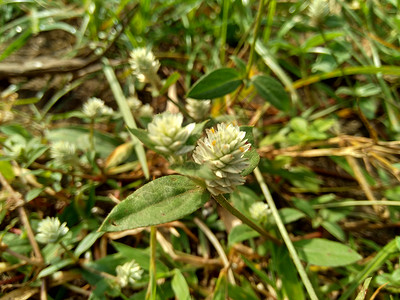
[171,162,217,180]
[99,175,209,232]
[321,221,346,242]
[172,269,191,300]
[127,127,157,152]
[160,71,181,95]
[239,126,260,176]
[278,208,306,224]
[74,232,104,257]
[0,160,15,181]
[294,238,362,267]
[38,258,74,278]
[252,74,291,112]
[228,224,260,247]
[187,68,242,99]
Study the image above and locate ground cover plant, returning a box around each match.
[1,0,400,299]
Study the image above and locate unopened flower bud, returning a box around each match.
[148,112,195,156]
[36,217,69,244]
[116,260,143,287]
[249,202,270,222]
[186,98,211,121]
[129,48,160,83]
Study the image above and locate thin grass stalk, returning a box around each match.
[219,0,230,65]
[245,0,267,80]
[102,58,149,179]
[146,226,157,300]
[262,0,276,43]
[253,167,319,300]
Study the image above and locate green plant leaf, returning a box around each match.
[278,208,306,224]
[252,74,291,112]
[239,126,260,176]
[294,238,362,267]
[171,162,217,180]
[228,224,260,247]
[38,258,75,279]
[160,71,181,95]
[172,269,191,300]
[99,175,209,232]
[74,232,104,257]
[187,68,242,99]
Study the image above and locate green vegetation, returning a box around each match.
[1,0,400,299]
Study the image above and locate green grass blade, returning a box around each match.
[102,58,149,179]
[339,238,399,300]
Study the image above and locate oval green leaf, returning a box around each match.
[187,68,242,99]
[294,238,362,267]
[252,74,291,112]
[99,175,209,232]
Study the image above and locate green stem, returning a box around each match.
[89,118,95,153]
[59,242,79,264]
[219,0,230,65]
[213,194,281,245]
[245,0,267,80]
[253,167,319,300]
[146,226,157,300]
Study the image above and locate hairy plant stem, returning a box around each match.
[213,194,281,245]
[146,226,157,300]
[253,167,319,300]
[245,0,267,80]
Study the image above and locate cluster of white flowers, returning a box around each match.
[148,112,195,156]
[36,217,69,244]
[307,0,329,26]
[116,260,144,288]
[50,141,79,167]
[193,123,250,195]
[82,97,113,118]
[249,202,270,222]
[129,48,160,83]
[126,97,154,117]
[185,98,211,121]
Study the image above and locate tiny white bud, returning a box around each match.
[249,202,270,222]
[129,48,160,82]
[82,97,113,118]
[36,217,69,244]
[148,112,195,156]
[50,141,78,167]
[307,0,329,26]
[116,260,143,287]
[185,98,211,121]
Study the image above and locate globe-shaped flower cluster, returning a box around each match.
[36,217,69,244]
[193,123,250,195]
[116,260,144,287]
[148,112,195,157]
[129,48,160,82]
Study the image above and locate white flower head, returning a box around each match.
[186,98,211,121]
[148,112,195,156]
[83,97,113,118]
[139,104,154,117]
[193,123,250,195]
[116,260,144,288]
[249,202,270,222]
[127,97,142,111]
[50,141,78,166]
[36,217,69,244]
[129,48,160,82]
[307,0,329,26]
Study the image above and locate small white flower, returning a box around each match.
[185,98,211,121]
[36,217,69,244]
[127,97,154,117]
[116,260,143,287]
[193,123,250,195]
[249,202,270,222]
[129,48,160,82]
[307,0,329,26]
[50,141,78,166]
[127,97,142,111]
[82,97,113,118]
[148,112,195,156]
[139,104,154,117]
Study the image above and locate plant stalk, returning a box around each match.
[146,226,157,300]
[253,167,319,300]
[213,194,281,245]
[245,0,267,80]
